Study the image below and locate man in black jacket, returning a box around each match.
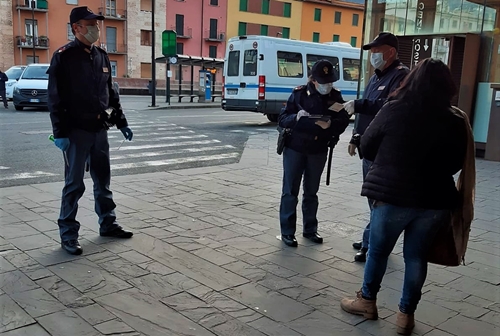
[0,69,8,108]
[342,33,410,262]
[48,6,133,255]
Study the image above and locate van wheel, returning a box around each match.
[14,105,23,111]
[266,114,278,122]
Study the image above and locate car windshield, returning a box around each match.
[21,66,49,80]
[5,67,25,80]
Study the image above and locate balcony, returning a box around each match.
[204,30,225,42]
[171,26,192,39]
[15,36,50,49]
[100,43,127,54]
[98,8,127,20]
[16,0,48,11]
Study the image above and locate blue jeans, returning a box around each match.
[58,128,118,241]
[361,203,449,314]
[279,147,328,235]
[361,158,373,249]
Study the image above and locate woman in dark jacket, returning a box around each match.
[278,59,350,247]
[340,59,467,335]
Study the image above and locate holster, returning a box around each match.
[277,126,291,155]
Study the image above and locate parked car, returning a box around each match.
[12,63,49,111]
[4,65,27,100]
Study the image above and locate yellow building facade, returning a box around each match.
[226,0,303,41]
[300,0,365,47]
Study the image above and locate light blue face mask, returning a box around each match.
[316,83,333,95]
[370,52,387,70]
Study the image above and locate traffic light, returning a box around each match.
[162,30,177,57]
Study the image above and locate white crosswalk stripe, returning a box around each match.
[0,120,240,184]
[106,120,238,171]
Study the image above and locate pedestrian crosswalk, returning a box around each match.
[0,118,242,186]
[106,118,240,171]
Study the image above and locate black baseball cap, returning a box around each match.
[70,6,104,25]
[311,60,338,84]
[362,32,399,51]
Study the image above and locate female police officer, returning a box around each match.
[278,60,350,247]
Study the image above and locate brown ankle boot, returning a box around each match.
[340,290,378,319]
[396,311,415,335]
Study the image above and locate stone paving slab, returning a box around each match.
[1,130,500,335]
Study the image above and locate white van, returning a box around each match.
[221,35,361,122]
[12,63,50,111]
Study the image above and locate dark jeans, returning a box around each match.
[58,128,118,241]
[361,158,374,249]
[279,147,328,235]
[0,89,7,107]
[361,202,449,314]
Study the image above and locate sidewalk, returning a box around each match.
[1,133,499,336]
[120,95,221,111]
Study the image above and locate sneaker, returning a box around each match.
[61,239,83,255]
[341,290,378,320]
[100,227,133,238]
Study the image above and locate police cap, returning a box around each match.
[70,6,104,25]
[363,32,399,51]
[311,60,338,84]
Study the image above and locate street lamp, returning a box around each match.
[31,0,36,64]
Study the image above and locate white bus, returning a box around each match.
[221,35,361,122]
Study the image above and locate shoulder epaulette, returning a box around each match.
[397,65,409,71]
[95,45,108,54]
[57,44,70,53]
[294,85,306,91]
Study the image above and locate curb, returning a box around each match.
[150,104,221,110]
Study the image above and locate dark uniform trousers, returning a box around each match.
[280,147,327,235]
[58,127,118,241]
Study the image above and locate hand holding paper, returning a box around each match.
[343,100,355,115]
[296,110,310,120]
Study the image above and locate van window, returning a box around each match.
[21,66,49,80]
[306,54,339,78]
[243,50,258,76]
[277,51,303,78]
[227,50,240,76]
[343,58,360,81]
[5,67,25,80]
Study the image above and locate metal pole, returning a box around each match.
[178,63,182,103]
[356,0,369,99]
[150,0,158,107]
[167,60,171,105]
[31,0,36,63]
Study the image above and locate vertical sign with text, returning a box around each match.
[411,37,433,69]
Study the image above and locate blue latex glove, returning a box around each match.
[54,138,70,151]
[120,127,133,141]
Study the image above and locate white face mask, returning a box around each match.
[316,82,333,95]
[370,52,387,70]
[79,25,100,44]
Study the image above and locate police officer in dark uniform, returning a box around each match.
[342,32,410,262]
[48,6,134,255]
[278,60,350,247]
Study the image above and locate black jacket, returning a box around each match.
[0,72,8,91]
[47,39,127,138]
[354,60,409,136]
[360,100,467,209]
[278,82,350,154]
